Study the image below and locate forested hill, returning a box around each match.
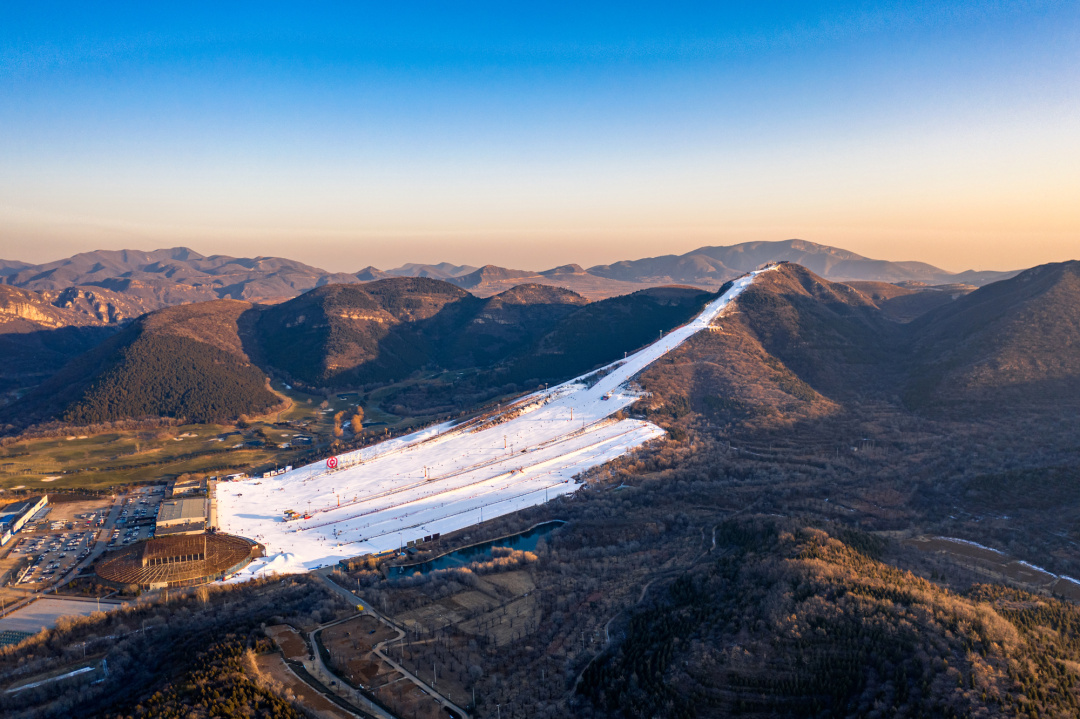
[501,285,717,385]
[634,263,898,429]
[579,517,1080,718]
[1,300,279,428]
[5,258,1078,431]
[633,261,1080,431]
[0,279,716,430]
[906,260,1080,409]
[254,277,483,387]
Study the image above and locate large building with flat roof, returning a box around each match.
[155,497,207,535]
[0,495,48,545]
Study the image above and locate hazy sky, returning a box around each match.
[2,2,1077,272]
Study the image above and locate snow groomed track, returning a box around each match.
[218,268,774,579]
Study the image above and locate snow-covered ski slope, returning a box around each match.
[218,267,774,579]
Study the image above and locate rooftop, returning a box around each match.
[157,498,206,524]
[97,533,257,588]
[142,534,207,563]
[0,496,45,516]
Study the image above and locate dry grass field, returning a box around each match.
[907,536,1080,601]
[320,614,458,718]
[265,624,309,660]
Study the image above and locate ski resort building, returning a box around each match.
[0,495,48,545]
[96,534,262,590]
[155,497,208,536]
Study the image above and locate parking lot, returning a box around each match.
[108,485,166,549]
[3,486,167,591]
[11,529,98,587]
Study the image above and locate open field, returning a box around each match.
[266,623,310,660]
[0,423,286,490]
[0,380,351,491]
[0,597,122,634]
[219,269,772,577]
[0,374,468,493]
[319,615,400,696]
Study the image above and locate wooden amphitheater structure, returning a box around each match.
[96,533,263,590]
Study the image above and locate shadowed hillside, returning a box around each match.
[503,285,717,385]
[0,286,125,403]
[255,279,716,392]
[906,261,1080,409]
[1,300,279,428]
[448,283,589,365]
[843,280,976,322]
[633,263,898,429]
[1,278,721,429]
[255,277,480,387]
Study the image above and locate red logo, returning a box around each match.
[326,456,339,469]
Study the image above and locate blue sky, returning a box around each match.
[1,1,1077,271]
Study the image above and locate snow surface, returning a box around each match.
[218,268,774,580]
[940,538,1080,586]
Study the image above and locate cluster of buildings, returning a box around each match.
[96,476,256,589]
[154,476,212,536]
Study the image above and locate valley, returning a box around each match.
[3,256,1079,719]
[220,269,772,575]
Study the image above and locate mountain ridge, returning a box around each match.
[2,241,1021,316]
[1,257,1072,432]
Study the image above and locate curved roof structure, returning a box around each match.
[96,533,259,589]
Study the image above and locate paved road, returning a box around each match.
[314,569,470,719]
[300,616,397,719]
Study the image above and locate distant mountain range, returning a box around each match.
[0,277,714,429]
[587,239,1018,286]
[0,240,1020,315]
[2,256,1075,433]
[2,240,1066,433]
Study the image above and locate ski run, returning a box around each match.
[217,267,775,579]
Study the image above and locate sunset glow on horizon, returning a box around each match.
[2,2,1078,272]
